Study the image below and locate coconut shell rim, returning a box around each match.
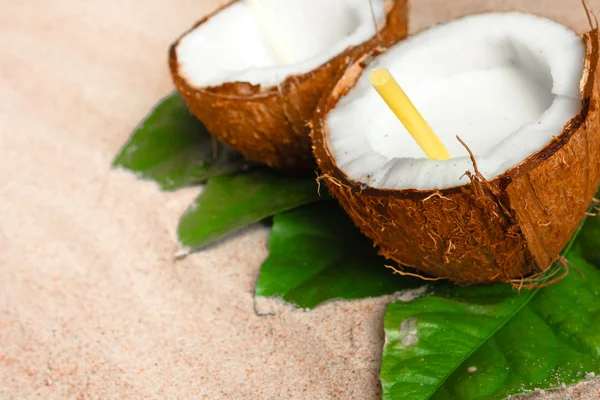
[311,26,598,201]
[168,0,400,101]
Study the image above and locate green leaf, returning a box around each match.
[436,252,600,400]
[576,210,600,265]
[255,202,425,309]
[381,282,535,399]
[112,92,247,190]
[381,216,600,400]
[178,169,324,252]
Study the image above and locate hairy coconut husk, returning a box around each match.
[169,0,408,173]
[311,28,600,286]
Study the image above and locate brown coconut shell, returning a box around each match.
[169,0,409,173]
[311,27,600,285]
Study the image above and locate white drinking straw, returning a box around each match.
[246,0,296,64]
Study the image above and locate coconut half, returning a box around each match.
[311,12,600,285]
[169,0,408,172]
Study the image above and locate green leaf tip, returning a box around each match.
[177,169,324,252]
[112,92,248,191]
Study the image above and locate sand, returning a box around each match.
[1,0,600,399]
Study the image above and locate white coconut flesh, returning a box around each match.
[176,0,387,88]
[325,12,586,191]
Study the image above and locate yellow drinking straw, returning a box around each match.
[246,0,296,64]
[369,68,451,160]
